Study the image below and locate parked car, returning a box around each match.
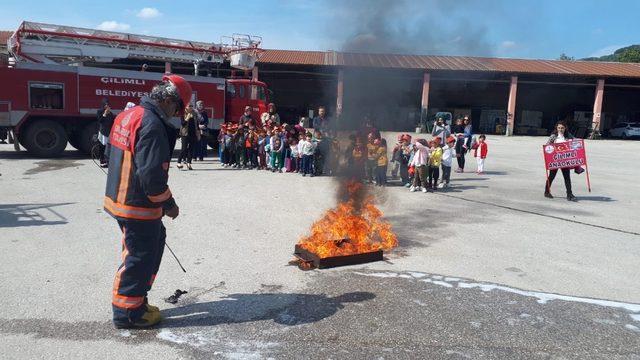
[609,122,640,139]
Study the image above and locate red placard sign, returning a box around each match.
[543,139,586,170]
[542,139,591,192]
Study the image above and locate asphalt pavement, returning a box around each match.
[0,135,639,359]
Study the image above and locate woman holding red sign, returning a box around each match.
[544,121,577,201]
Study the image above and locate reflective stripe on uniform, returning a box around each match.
[112,227,144,310]
[148,188,172,203]
[104,197,162,220]
[117,151,133,204]
[112,293,145,309]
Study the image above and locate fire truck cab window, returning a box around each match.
[252,85,266,101]
[29,83,64,110]
[238,85,246,99]
[226,84,236,98]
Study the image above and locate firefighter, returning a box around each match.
[104,74,192,329]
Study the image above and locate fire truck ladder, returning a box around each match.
[7,21,262,69]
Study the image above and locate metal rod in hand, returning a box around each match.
[165,242,187,273]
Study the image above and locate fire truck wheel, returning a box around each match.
[68,131,82,152]
[23,120,68,158]
[77,122,99,154]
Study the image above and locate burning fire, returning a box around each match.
[297,180,398,258]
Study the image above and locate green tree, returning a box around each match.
[558,53,574,61]
[583,45,640,62]
[617,47,640,63]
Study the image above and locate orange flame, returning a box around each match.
[297,180,398,258]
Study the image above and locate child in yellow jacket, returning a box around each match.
[428,137,443,191]
[374,138,388,186]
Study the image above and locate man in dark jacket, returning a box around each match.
[312,106,330,132]
[97,98,115,167]
[105,74,191,329]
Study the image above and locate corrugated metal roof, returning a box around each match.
[258,49,640,78]
[258,49,327,65]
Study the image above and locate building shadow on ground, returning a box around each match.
[160,291,375,328]
[0,203,72,228]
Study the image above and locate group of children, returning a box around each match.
[345,133,390,186]
[387,132,489,193]
[216,122,338,177]
[213,118,489,190]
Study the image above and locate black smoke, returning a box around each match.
[333,0,494,56]
[319,0,498,211]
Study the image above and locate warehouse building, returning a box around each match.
[255,50,640,137]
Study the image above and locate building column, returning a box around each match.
[506,75,518,136]
[420,72,430,130]
[591,79,605,137]
[336,69,344,117]
[251,66,259,99]
[164,62,172,74]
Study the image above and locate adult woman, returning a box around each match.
[261,103,280,127]
[97,98,114,167]
[544,121,576,201]
[194,100,209,161]
[463,116,473,150]
[432,116,451,139]
[177,103,200,170]
[451,117,466,172]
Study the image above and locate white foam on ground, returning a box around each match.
[409,272,428,278]
[157,328,279,357]
[157,329,189,345]
[156,329,216,347]
[222,340,279,360]
[625,324,640,332]
[356,271,640,315]
[353,271,398,278]
[422,278,454,288]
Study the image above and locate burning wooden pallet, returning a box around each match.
[292,180,397,270]
[292,239,384,270]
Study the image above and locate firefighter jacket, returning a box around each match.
[104,97,176,221]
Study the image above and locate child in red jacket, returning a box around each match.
[473,134,488,175]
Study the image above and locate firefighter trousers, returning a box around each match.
[112,219,166,322]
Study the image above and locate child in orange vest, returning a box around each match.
[374,138,388,186]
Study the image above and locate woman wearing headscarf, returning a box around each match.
[261,103,280,127]
[431,116,451,139]
[194,100,209,161]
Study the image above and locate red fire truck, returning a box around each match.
[0,21,270,157]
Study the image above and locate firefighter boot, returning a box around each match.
[145,297,160,313]
[114,309,162,329]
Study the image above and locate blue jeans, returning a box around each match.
[302,154,314,175]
